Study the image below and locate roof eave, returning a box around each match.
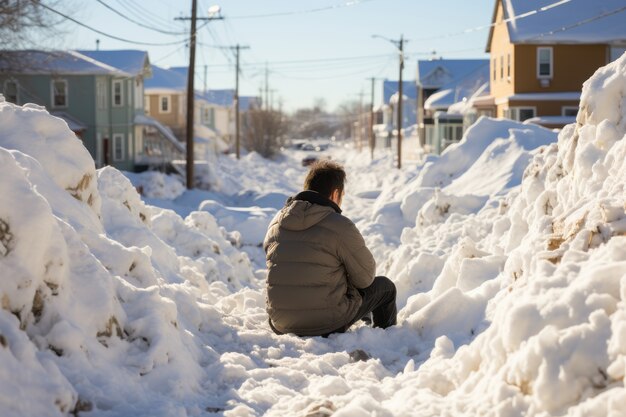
[485,0,500,53]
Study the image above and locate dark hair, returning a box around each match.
[303,160,346,198]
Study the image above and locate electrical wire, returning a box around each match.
[39,3,188,46]
[94,0,188,35]
[409,0,576,42]
[227,0,379,19]
[114,0,180,28]
[528,4,626,40]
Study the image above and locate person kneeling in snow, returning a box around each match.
[264,160,397,337]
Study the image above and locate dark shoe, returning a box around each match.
[361,312,373,326]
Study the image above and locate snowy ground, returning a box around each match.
[1,55,626,417]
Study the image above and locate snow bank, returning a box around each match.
[0,99,257,416]
[379,52,626,416]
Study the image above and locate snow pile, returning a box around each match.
[124,170,185,199]
[377,51,626,415]
[360,118,557,267]
[0,99,257,416]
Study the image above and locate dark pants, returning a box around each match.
[269,276,398,337]
[324,276,397,336]
[347,276,397,330]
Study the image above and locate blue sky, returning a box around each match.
[65,0,494,111]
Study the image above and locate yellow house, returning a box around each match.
[482,0,626,128]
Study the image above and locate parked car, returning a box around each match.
[301,155,318,166]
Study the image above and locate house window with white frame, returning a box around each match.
[504,107,536,122]
[113,133,125,161]
[145,95,150,113]
[97,79,107,109]
[3,80,18,103]
[500,55,504,80]
[52,79,68,107]
[159,95,170,113]
[113,80,123,107]
[562,106,578,117]
[537,47,553,78]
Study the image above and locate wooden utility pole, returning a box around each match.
[175,2,223,189]
[232,44,250,159]
[265,63,269,111]
[372,34,406,168]
[397,34,404,169]
[369,77,375,161]
[184,0,198,189]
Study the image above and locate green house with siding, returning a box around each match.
[0,49,179,172]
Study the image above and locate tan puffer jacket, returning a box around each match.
[264,191,376,336]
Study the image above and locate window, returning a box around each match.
[507,53,511,79]
[537,47,553,78]
[504,107,536,122]
[127,80,132,107]
[145,95,150,113]
[3,80,18,103]
[159,95,170,113]
[51,79,68,107]
[562,106,578,117]
[500,55,504,80]
[113,133,125,161]
[492,58,496,81]
[113,80,123,107]
[97,79,107,109]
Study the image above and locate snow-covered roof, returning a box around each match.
[417,59,489,89]
[134,114,186,153]
[0,50,127,76]
[145,65,187,93]
[487,0,626,51]
[383,80,417,104]
[447,82,491,115]
[77,50,151,77]
[424,62,490,111]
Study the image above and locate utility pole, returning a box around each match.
[204,64,208,94]
[372,34,406,169]
[265,62,269,111]
[231,44,250,159]
[369,77,376,161]
[175,2,223,189]
[397,34,404,169]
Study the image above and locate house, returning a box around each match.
[416,59,489,150]
[0,49,178,172]
[484,0,626,128]
[145,65,259,153]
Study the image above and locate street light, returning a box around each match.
[372,34,405,169]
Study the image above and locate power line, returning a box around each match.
[94,0,188,35]
[39,2,188,46]
[115,0,180,28]
[226,0,380,19]
[409,0,576,42]
[528,4,626,40]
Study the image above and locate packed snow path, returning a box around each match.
[2,54,626,417]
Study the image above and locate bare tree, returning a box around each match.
[242,107,288,158]
[0,1,65,51]
[335,100,361,139]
